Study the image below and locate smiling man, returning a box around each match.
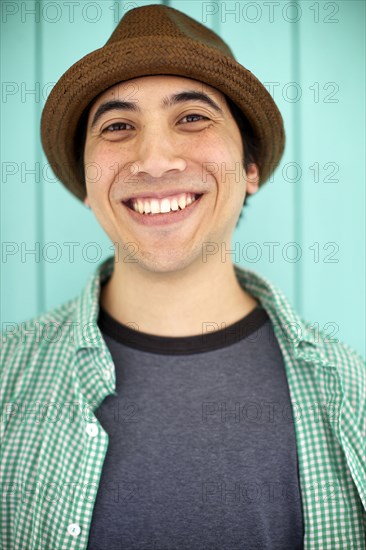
[1,4,365,550]
[83,75,260,337]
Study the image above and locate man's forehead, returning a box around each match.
[90,75,226,111]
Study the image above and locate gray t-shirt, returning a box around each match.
[87,304,304,550]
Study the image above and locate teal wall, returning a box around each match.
[1,0,365,358]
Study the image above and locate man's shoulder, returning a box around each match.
[237,264,365,373]
[1,257,110,359]
[237,264,365,392]
[2,295,78,339]
[299,314,365,372]
[296,314,365,414]
[0,296,79,377]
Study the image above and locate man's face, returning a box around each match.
[84,75,259,273]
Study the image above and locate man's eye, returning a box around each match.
[103,122,133,132]
[179,114,209,124]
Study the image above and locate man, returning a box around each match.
[1,5,365,550]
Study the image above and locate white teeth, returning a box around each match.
[160,198,171,213]
[144,200,151,214]
[170,198,179,211]
[129,192,198,215]
[150,199,160,214]
[178,195,187,210]
[137,198,144,214]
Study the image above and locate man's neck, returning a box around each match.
[99,257,259,337]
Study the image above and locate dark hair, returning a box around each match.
[224,95,260,227]
[75,103,91,188]
[75,91,260,227]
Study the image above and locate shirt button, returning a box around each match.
[67,523,81,537]
[86,423,98,437]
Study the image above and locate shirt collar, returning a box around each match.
[73,255,116,352]
[233,264,335,369]
[62,257,336,411]
[233,264,317,350]
[72,255,319,354]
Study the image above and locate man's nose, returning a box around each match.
[132,126,186,179]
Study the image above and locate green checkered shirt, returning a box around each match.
[1,255,365,549]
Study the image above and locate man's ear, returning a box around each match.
[245,163,260,195]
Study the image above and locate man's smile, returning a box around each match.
[125,192,203,215]
[121,192,204,226]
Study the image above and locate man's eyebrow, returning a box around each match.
[90,100,139,129]
[90,90,223,129]
[161,90,224,114]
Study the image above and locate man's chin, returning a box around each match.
[131,248,204,276]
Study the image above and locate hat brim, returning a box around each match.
[41,36,285,201]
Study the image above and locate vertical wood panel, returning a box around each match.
[1,3,39,324]
[292,9,303,313]
[299,0,365,354]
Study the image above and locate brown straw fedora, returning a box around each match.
[41,4,285,202]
